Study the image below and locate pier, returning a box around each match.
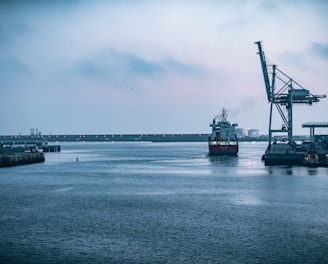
[0,145,45,168]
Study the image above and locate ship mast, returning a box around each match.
[221,108,227,122]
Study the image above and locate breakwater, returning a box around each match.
[0,133,275,143]
[41,144,61,152]
[1,141,61,153]
[0,146,45,167]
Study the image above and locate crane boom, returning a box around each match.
[255,41,271,102]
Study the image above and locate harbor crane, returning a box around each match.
[255,41,326,150]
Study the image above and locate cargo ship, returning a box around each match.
[208,108,238,156]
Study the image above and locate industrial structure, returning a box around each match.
[302,122,328,143]
[255,41,327,166]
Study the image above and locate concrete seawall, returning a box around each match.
[0,134,272,143]
[0,147,45,168]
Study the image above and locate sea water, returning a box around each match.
[0,142,327,263]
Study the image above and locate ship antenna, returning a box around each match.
[221,108,227,121]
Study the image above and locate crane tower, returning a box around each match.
[255,41,326,151]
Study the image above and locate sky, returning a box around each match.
[1,0,327,135]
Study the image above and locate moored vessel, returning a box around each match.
[208,108,238,156]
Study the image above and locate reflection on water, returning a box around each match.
[208,155,239,166]
[308,168,318,176]
[266,166,328,176]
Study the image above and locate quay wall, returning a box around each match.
[0,134,272,143]
[0,152,45,167]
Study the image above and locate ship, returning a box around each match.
[208,108,238,156]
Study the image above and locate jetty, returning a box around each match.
[0,144,45,168]
[0,140,60,153]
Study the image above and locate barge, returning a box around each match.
[262,138,328,167]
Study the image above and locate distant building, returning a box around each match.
[235,128,262,138]
[248,129,260,138]
[235,128,246,138]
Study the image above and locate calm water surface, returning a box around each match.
[0,142,328,263]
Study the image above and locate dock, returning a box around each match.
[0,140,61,153]
[0,145,45,167]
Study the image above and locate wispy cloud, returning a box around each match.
[74,49,206,83]
[125,53,164,77]
[309,42,328,60]
[0,57,31,76]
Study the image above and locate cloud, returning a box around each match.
[0,21,34,48]
[74,50,166,87]
[277,51,309,71]
[0,0,327,134]
[126,53,164,76]
[163,57,205,77]
[74,49,206,83]
[0,57,30,75]
[0,21,33,36]
[75,60,106,79]
[0,57,31,90]
[309,42,328,60]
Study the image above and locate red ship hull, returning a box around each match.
[208,142,238,156]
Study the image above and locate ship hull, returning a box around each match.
[208,142,238,156]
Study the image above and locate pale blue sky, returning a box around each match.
[1,0,327,135]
